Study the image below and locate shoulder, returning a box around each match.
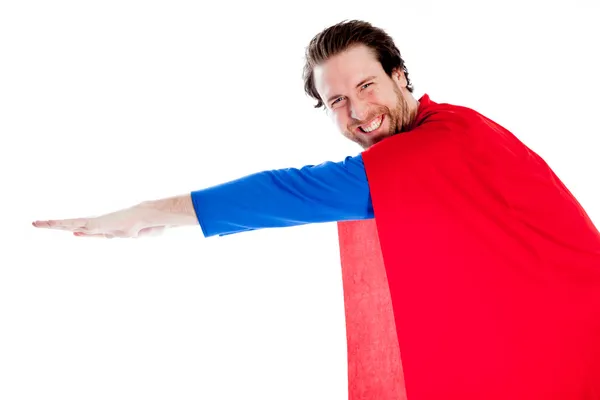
[418,101,489,133]
[362,101,503,165]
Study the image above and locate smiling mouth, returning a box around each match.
[359,115,384,134]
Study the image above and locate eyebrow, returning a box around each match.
[326,75,377,104]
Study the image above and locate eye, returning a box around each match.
[331,96,345,107]
[361,82,374,90]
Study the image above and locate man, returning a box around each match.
[33,20,600,399]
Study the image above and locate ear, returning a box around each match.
[392,68,407,88]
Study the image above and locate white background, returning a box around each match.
[1,1,599,399]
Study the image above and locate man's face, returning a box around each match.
[313,44,414,149]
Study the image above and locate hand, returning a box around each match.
[32,205,167,239]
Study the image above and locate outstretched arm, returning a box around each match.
[32,155,372,239]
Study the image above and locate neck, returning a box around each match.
[400,94,420,132]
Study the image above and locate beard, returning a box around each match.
[347,84,411,149]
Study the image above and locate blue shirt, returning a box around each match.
[190,154,373,237]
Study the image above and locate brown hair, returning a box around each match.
[302,20,413,109]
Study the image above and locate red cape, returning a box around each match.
[338,94,600,399]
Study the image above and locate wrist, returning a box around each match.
[138,194,199,227]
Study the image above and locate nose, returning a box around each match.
[350,99,370,121]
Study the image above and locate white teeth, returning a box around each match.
[362,116,383,132]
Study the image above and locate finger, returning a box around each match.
[74,232,114,239]
[137,226,165,237]
[33,219,89,231]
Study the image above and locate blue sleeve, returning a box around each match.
[190,153,373,237]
